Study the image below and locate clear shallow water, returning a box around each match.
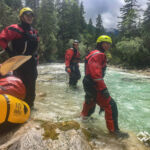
[106,69,150,133]
[33,63,150,134]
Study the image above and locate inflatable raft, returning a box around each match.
[0,55,32,126]
[0,94,30,125]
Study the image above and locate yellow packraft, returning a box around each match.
[0,94,30,124]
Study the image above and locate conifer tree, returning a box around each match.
[0,0,17,30]
[87,18,94,35]
[4,0,22,10]
[95,14,105,39]
[37,0,57,61]
[118,0,139,38]
[25,0,39,9]
[84,18,96,49]
[79,2,86,33]
[142,0,150,50]
[56,0,80,58]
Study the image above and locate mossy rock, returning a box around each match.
[41,120,97,142]
[41,121,59,140]
[41,120,80,140]
[57,121,80,131]
[81,128,98,141]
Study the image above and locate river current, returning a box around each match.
[32,63,150,135]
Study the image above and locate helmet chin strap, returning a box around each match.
[96,43,105,53]
[20,20,31,31]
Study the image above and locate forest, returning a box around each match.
[0,0,150,69]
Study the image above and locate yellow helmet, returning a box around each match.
[96,35,112,44]
[19,7,33,17]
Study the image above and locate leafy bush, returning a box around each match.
[113,37,150,68]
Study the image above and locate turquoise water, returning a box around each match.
[106,69,150,133]
[33,63,150,135]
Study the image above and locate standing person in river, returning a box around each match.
[81,35,129,138]
[65,40,81,88]
[0,7,39,108]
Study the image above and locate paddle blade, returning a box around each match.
[0,55,32,76]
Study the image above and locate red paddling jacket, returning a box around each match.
[85,49,107,91]
[65,48,80,68]
[0,24,39,56]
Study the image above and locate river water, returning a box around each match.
[32,63,150,136]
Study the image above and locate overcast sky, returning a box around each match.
[80,0,148,29]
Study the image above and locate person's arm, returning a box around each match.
[0,27,11,55]
[0,25,22,52]
[65,49,74,73]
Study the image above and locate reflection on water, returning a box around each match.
[32,63,150,136]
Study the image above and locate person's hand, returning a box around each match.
[101,88,110,99]
[66,67,71,74]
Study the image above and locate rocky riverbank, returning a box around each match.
[108,65,150,77]
[0,116,149,150]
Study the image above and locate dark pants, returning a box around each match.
[14,57,38,107]
[69,63,81,86]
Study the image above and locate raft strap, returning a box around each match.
[2,94,10,122]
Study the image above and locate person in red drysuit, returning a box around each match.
[0,7,39,108]
[81,35,129,138]
[65,40,81,87]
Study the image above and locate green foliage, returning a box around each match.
[4,0,22,10]
[114,0,150,68]
[142,0,150,51]
[1,0,150,69]
[0,0,18,30]
[79,2,86,33]
[115,37,150,68]
[78,42,87,60]
[118,0,139,38]
[56,0,81,58]
[95,14,105,39]
[0,0,98,63]
[25,0,40,9]
[37,0,58,62]
[83,19,96,50]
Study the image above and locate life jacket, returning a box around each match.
[83,50,101,96]
[0,24,39,56]
[70,48,80,64]
[9,24,38,56]
[65,48,80,67]
[85,50,107,77]
[83,49,107,91]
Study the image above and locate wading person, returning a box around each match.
[65,40,81,87]
[0,7,39,108]
[81,35,129,138]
